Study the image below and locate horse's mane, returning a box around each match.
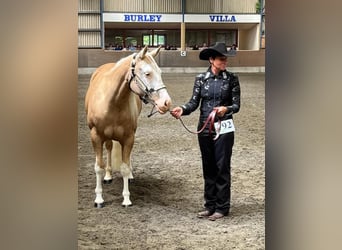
[115,51,161,74]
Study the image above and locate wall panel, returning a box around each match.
[222,0,256,13]
[144,0,181,13]
[103,0,257,14]
[104,0,143,12]
[104,0,181,13]
[78,32,101,48]
[186,0,211,13]
[79,0,100,12]
[186,0,256,13]
[78,14,101,30]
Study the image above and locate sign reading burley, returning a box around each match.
[124,14,162,22]
[123,14,237,23]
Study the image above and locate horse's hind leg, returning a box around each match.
[103,140,113,184]
[111,141,133,179]
[90,128,105,208]
[128,155,134,179]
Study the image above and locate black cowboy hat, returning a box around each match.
[199,42,236,60]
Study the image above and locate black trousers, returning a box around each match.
[198,132,234,215]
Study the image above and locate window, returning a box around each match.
[209,30,237,47]
[143,34,165,46]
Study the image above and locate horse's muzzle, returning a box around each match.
[155,98,172,114]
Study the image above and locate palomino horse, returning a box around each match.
[85,46,172,207]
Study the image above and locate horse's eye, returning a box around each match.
[144,72,150,76]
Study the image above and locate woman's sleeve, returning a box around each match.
[181,75,202,116]
[228,74,241,114]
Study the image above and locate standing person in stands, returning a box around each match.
[171,42,240,221]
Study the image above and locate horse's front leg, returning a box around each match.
[91,129,105,208]
[120,136,134,207]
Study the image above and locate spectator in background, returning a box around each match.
[129,44,136,51]
[201,43,208,49]
[192,44,199,50]
[107,43,114,50]
[114,44,123,50]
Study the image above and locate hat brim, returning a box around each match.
[199,48,236,60]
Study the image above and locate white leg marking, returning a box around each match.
[120,163,132,206]
[94,163,105,204]
[122,176,132,206]
[104,169,112,181]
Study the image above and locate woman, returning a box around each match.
[171,42,241,221]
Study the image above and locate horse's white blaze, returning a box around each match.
[155,88,172,113]
[141,63,152,74]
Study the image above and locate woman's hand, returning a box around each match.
[170,107,183,119]
[213,106,228,117]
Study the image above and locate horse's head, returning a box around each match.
[129,46,172,114]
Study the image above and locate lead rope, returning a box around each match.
[176,109,221,140]
[147,108,221,139]
[147,106,159,117]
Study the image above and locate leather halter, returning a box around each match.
[127,53,167,105]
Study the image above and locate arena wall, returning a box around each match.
[78,49,265,68]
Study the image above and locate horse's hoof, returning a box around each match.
[103,179,112,184]
[94,202,104,208]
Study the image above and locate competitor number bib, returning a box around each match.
[214,119,235,135]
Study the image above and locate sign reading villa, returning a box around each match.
[209,15,236,22]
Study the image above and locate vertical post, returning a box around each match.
[100,0,104,49]
[181,23,186,51]
[180,0,186,51]
[259,0,264,49]
[152,30,155,46]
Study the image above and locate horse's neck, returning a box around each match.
[108,57,139,106]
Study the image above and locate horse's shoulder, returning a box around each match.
[90,63,116,82]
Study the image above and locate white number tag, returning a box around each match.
[214,119,235,135]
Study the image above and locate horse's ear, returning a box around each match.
[138,45,148,59]
[149,46,161,58]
